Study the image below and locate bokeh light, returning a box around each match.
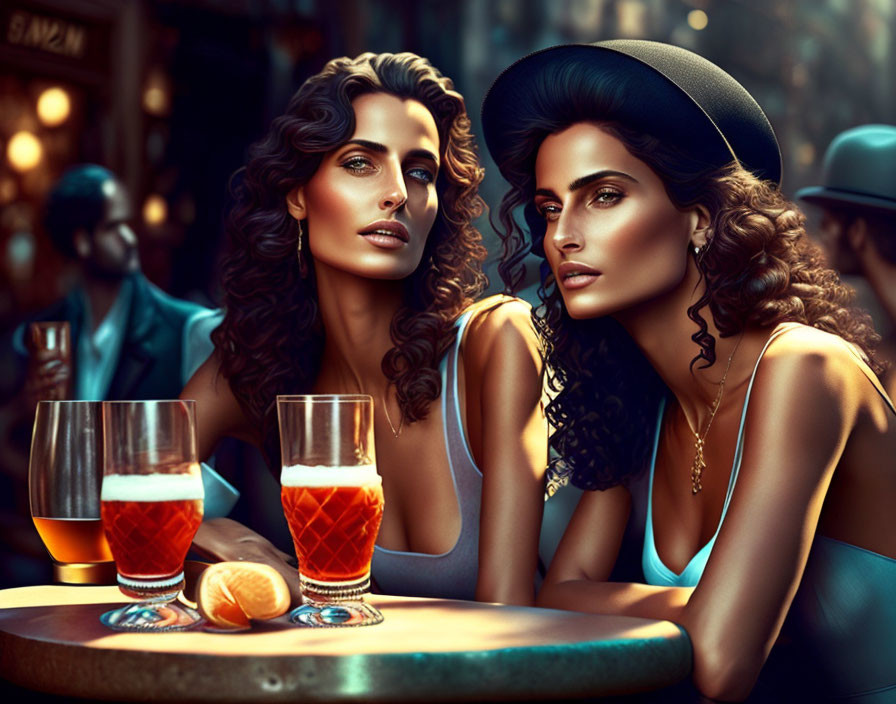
[797,142,816,167]
[143,194,167,225]
[7,131,43,171]
[687,9,709,30]
[0,176,17,204]
[142,71,171,116]
[36,87,71,127]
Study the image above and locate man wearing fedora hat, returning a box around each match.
[797,124,896,396]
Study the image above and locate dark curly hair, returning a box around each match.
[497,121,883,492]
[213,52,487,468]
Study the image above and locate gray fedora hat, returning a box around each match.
[795,124,896,213]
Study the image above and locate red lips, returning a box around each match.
[359,220,409,243]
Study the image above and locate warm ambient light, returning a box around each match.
[142,194,167,225]
[797,142,816,167]
[0,176,17,204]
[37,87,71,126]
[143,86,167,115]
[142,71,171,116]
[7,131,42,171]
[687,9,709,30]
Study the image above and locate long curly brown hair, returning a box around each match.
[497,122,883,491]
[213,52,487,468]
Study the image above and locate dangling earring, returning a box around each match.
[296,220,308,276]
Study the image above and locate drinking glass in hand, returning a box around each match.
[25,321,73,403]
[278,395,385,627]
[29,401,116,584]
[100,400,204,631]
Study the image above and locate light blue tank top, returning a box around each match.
[370,307,483,600]
[637,324,896,701]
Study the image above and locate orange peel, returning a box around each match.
[197,561,291,630]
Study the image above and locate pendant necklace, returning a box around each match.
[382,394,404,438]
[684,334,743,494]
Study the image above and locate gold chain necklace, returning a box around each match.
[382,396,404,438]
[684,335,743,494]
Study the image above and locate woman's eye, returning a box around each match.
[406,166,435,184]
[341,156,375,173]
[538,203,561,222]
[591,189,623,206]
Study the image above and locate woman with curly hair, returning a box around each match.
[183,52,545,606]
[482,41,896,701]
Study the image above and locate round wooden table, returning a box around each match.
[0,586,691,702]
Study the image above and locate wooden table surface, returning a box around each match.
[0,585,692,702]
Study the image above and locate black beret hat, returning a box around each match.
[482,39,782,187]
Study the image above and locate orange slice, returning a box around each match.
[197,561,291,630]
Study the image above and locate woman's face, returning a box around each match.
[290,92,441,280]
[534,123,700,320]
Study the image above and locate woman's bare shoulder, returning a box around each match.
[762,323,884,397]
[181,352,259,451]
[460,294,538,360]
[750,323,891,433]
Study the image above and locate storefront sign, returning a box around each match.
[6,8,87,59]
[1,2,110,77]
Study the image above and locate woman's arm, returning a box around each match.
[538,484,695,619]
[180,352,260,460]
[678,337,861,700]
[181,354,303,605]
[464,298,547,605]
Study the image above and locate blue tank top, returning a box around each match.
[370,305,483,600]
[636,324,896,701]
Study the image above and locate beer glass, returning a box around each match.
[100,400,204,631]
[29,401,116,584]
[278,395,384,627]
[25,321,73,401]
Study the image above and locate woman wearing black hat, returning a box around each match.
[483,41,896,701]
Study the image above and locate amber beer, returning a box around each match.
[281,464,384,589]
[101,468,203,597]
[32,517,113,564]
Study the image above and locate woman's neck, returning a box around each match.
[312,261,404,395]
[614,261,747,431]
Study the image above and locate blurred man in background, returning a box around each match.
[797,125,896,397]
[1,164,234,587]
[15,164,218,402]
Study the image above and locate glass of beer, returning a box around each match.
[25,321,73,402]
[99,400,204,631]
[29,401,116,584]
[278,394,384,627]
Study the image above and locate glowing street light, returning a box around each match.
[7,131,43,171]
[688,9,709,30]
[143,194,167,225]
[37,87,71,126]
[142,71,171,116]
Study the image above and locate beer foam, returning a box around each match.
[281,464,380,488]
[101,471,205,502]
